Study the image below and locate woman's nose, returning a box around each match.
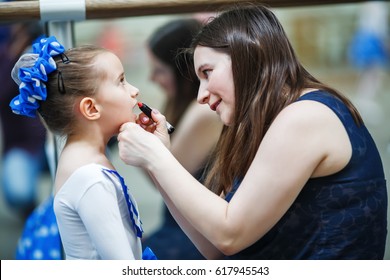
[197,88,209,105]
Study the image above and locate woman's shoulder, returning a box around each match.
[267,91,349,155]
[279,94,337,127]
[265,90,352,177]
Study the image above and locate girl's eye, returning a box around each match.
[120,77,126,84]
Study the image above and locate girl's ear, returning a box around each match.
[79,97,101,120]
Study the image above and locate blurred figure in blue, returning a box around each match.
[348,1,389,125]
[0,22,48,219]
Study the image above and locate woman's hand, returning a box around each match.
[118,109,171,167]
[136,108,171,149]
[136,112,157,133]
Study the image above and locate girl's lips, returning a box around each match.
[210,100,221,111]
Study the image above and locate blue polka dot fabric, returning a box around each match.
[16,195,62,260]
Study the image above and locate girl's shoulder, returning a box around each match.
[54,162,114,195]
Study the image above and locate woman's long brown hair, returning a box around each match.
[190,3,363,195]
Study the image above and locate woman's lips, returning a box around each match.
[210,100,221,111]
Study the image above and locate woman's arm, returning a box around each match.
[118,100,351,255]
[147,170,224,259]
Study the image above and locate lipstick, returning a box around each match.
[137,102,175,134]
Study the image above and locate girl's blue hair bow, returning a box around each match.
[10,36,66,118]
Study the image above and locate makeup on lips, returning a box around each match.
[210,100,221,111]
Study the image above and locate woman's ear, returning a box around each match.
[79,97,101,120]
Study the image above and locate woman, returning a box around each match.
[118,4,387,259]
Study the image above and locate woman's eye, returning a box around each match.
[203,69,211,78]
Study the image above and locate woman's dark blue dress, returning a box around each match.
[225,91,387,259]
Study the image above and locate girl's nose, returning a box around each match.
[130,85,139,97]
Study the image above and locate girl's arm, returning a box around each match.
[79,181,138,259]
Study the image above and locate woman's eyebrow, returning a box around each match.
[196,64,207,75]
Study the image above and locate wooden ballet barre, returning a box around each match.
[0,0,39,21]
[0,0,366,22]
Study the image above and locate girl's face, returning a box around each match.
[94,52,139,132]
[194,46,235,126]
[147,49,176,98]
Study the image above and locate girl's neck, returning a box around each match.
[62,134,114,168]
[65,132,108,152]
[54,134,115,192]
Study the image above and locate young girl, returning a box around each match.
[118,4,388,259]
[10,36,153,260]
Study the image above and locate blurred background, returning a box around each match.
[1,1,389,259]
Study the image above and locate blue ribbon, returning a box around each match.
[102,169,144,238]
[10,36,65,117]
[102,169,158,260]
[142,247,158,260]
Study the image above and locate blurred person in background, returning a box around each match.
[142,18,222,259]
[0,21,48,219]
[348,1,389,125]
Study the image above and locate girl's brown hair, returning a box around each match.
[39,45,107,136]
[190,4,363,195]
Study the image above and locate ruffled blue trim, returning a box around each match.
[10,36,65,118]
[102,169,144,238]
[142,247,158,260]
[102,168,159,259]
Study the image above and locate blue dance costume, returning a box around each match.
[225,91,387,259]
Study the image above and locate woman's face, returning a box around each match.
[94,52,139,132]
[194,46,235,126]
[147,49,176,98]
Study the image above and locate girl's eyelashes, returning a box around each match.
[120,75,127,85]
